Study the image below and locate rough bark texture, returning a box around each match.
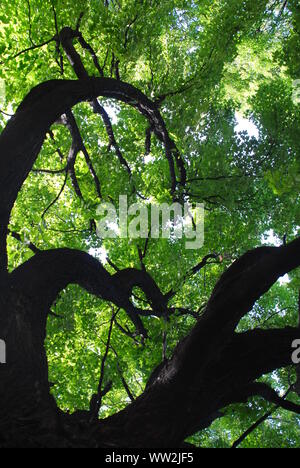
[0,77,300,448]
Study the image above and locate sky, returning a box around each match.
[235,112,259,139]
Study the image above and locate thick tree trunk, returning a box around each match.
[0,285,57,446]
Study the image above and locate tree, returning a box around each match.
[0,0,299,448]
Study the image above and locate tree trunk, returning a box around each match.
[0,284,58,447]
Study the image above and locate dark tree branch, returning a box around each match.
[95,326,300,447]
[110,344,136,402]
[145,125,153,155]
[232,386,293,448]
[150,239,300,385]
[76,12,85,32]
[10,248,152,337]
[155,77,196,106]
[166,253,220,301]
[102,48,109,73]
[58,27,184,191]
[47,130,65,161]
[94,103,132,175]
[50,1,64,75]
[59,28,132,176]
[41,171,68,219]
[77,32,104,77]
[0,109,13,117]
[137,245,147,272]
[115,319,142,346]
[191,253,220,275]
[185,173,253,183]
[49,309,63,319]
[65,134,83,200]
[279,0,288,17]
[90,308,118,418]
[143,236,150,259]
[117,364,136,402]
[114,58,121,81]
[124,14,139,49]
[255,307,292,329]
[113,267,167,317]
[51,0,59,36]
[106,256,120,272]
[63,111,101,199]
[8,229,40,254]
[167,307,200,320]
[247,382,300,415]
[1,36,56,64]
[32,167,66,175]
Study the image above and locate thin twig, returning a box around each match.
[232,386,293,448]
[91,308,119,418]
[41,171,68,219]
[110,344,135,402]
[0,109,13,117]
[26,0,35,46]
[32,167,66,175]
[1,36,56,64]
[166,254,220,301]
[76,12,85,31]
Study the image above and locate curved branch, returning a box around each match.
[10,248,170,337]
[0,77,183,272]
[113,267,167,315]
